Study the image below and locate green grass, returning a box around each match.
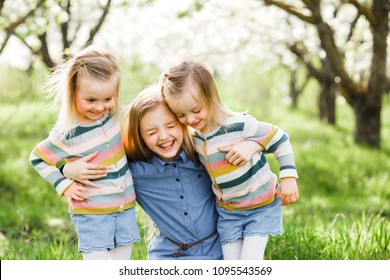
[0,62,389,260]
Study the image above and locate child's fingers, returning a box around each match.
[281,193,298,205]
[74,192,89,201]
[83,180,101,189]
[86,166,108,176]
[225,150,235,161]
[83,151,99,162]
[218,145,232,153]
[226,154,239,164]
[276,187,282,198]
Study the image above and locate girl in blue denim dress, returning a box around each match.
[63,86,221,259]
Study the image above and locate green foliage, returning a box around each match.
[119,60,161,103]
[0,61,389,260]
[0,66,47,103]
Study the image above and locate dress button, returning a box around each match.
[183,211,188,216]
[197,174,202,178]
[173,163,177,168]
[180,195,184,199]
[176,178,180,182]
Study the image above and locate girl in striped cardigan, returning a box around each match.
[29,47,140,260]
[161,60,299,260]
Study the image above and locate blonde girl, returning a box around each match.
[161,60,299,260]
[29,46,140,260]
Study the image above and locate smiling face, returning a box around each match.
[74,74,118,123]
[164,79,209,133]
[140,103,184,161]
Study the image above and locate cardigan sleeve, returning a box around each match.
[29,132,75,196]
[242,114,298,179]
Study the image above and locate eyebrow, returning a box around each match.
[80,93,114,99]
[144,120,176,131]
[166,120,177,125]
[144,126,157,132]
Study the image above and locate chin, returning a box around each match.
[161,149,181,161]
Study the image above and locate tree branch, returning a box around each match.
[346,13,361,42]
[0,0,5,14]
[302,0,365,95]
[83,0,112,47]
[13,32,39,56]
[263,0,315,24]
[343,0,375,24]
[38,32,56,69]
[288,41,324,82]
[0,0,45,54]
[60,0,71,57]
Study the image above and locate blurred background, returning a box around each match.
[0,0,389,260]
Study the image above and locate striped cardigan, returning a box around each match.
[29,114,136,214]
[193,114,298,210]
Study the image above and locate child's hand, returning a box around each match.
[277,177,299,206]
[63,151,107,188]
[218,141,263,166]
[64,181,90,208]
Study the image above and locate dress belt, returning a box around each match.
[163,230,218,257]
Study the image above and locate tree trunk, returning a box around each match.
[289,69,299,108]
[353,95,381,147]
[318,58,336,124]
[319,80,336,124]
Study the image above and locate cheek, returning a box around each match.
[199,110,208,120]
[75,100,89,110]
[108,99,115,107]
[173,128,184,139]
[140,132,151,145]
[142,136,155,150]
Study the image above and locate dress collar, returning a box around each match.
[150,150,187,173]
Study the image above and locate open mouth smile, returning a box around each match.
[159,140,175,150]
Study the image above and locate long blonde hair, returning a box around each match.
[160,60,237,132]
[46,46,120,137]
[123,85,198,162]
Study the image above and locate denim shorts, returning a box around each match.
[216,194,283,245]
[70,207,140,253]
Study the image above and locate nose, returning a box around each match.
[186,114,197,125]
[95,102,105,112]
[159,128,169,140]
